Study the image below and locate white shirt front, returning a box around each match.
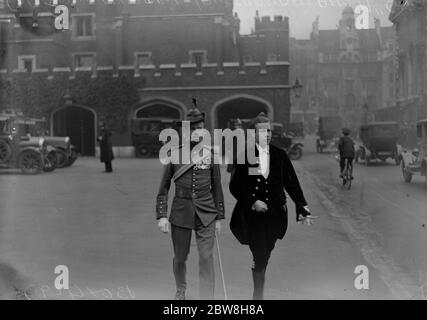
[256,143,270,179]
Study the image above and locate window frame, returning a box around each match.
[73,52,97,69]
[18,55,36,71]
[71,13,96,40]
[134,52,153,67]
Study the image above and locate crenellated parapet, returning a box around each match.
[255,15,289,33]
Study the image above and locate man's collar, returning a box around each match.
[256,143,269,153]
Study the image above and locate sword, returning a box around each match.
[215,231,228,300]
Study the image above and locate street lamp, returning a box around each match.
[292,78,303,99]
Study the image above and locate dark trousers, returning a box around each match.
[247,211,277,300]
[171,216,216,299]
[104,161,113,172]
[340,157,353,173]
[248,212,277,272]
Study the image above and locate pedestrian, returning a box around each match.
[229,112,317,300]
[155,102,225,300]
[226,118,245,174]
[97,123,114,173]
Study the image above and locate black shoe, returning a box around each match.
[175,290,185,300]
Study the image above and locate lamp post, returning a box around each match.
[291,78,304,134]
[292,78,303,99]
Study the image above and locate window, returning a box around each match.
[268,54,278,62]
[18,55,36,71]
[189,50,206,71]
[74,54,95,68]
[135,52,152,67]
[73,15,95,38]
[243,55,253,63]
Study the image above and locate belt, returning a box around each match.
[175,188,211,199]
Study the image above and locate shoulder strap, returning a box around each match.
[172,146,213,182]
[173,163,195,183]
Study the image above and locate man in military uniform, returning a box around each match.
[229,112,316,300]
[156,106,225,300]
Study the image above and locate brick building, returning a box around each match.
[0,0,291,156]
[290,6,396,134]
[375,0,427,148]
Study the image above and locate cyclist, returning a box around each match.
[338,128,355,179]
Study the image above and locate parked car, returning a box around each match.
[4,114,77,168]
[355,121,400,166]
[131,118,178,158]
[289,121,305,138]
[0,132,46,175]
[401,119,427,183]
[316,116,342,153]
[270,123,304,160]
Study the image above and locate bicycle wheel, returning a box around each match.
[346,164,353,190]
[346,172,352,190]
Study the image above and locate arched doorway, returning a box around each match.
[212,95,274,129]
[52,106,96,156]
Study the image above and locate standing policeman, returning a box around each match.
[97,122,114,173]
[156,105,225,300]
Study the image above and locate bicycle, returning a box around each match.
[341,158,353,190]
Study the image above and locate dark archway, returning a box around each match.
[214,97,271,129]
[52,106,96,156]
[135,104,181,119]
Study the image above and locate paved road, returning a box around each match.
[300,146,427,300]
[0,147,420,299]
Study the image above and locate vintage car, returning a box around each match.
[270,123,304,160]
[0,131,47,175]
[131,117,178,158]
[355,121,400,166]
[316,116,342,153]
[401,119,427,183]
[5,114,77,168]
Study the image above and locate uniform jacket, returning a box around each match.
[156,153,225,229]
[97,129,114,163]
[229,144,308,245]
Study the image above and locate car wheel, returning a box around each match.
[66,149,78,167]
[136,145,152,158]
[402,162,412,183]
[55,149,68,168]
[0,139,12,163]
[18,150,43,175]
[43,151,57,172]
[289,147,303,161]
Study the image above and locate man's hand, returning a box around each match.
[298,215,318,226]
[215,220,221,234]
[297,207,318,226]
[158,218,170,234]
[252,200,268,213]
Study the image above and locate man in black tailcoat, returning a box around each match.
[229,112,317,300]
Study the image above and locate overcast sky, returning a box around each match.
[234,0,395,39]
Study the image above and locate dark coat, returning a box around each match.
[338,136,355,158]
[229,144,309,245]
[156,155,225,229]
[97,129,114,163]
